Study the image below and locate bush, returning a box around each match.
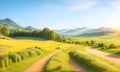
[0,47,44,69]
[16,51,29,60]
[8,53,21,63]
[31,48,42,55]
[0,54,9,68]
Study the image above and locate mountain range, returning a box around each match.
[0,18,119,37]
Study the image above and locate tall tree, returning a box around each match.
[1,27,10,36]
[0,24,2,29]
[41,27,50,39]
[48,30,56,40]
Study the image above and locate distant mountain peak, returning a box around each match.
[3,18,14,23]
[4,18,11,20]
[0,18,23,28]
[24,26,36,30]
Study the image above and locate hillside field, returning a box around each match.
[0,37,72,54]
[71,36,120,54]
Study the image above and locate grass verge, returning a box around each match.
[0,52,50,72]
[69,47,120,72]
[43,51,74,72]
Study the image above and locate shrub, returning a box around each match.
[31,48,42,55]
[0,54,9,68]
[16,51,29,60]
[8,53,21,63]
[0,47,44,69]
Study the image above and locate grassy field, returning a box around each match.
[0,37,72,54]
[1,36,120,72]
[43,51,74,72]
[71,36,120,54]
[0,37,73,72]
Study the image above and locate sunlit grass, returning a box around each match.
[43,52,73,72]
[0,37,71,54]
[71,36,120,54]
[69,45,120,72]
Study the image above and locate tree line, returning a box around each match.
[0,24,10,36]
[65,39,119,49]
[9,27,64,42]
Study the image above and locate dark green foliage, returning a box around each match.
[95,43,105,49]
[65,39,119,50]
[108,44,117,49]
[41,27,50,39]
[10,27,64,42]
[1,27,10,36]
[0,24,2,29]
[48,30,56,40]
[55,35,63,42]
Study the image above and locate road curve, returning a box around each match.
[69,59,86,72]
[86,47,120,66]
[24,50,61,72]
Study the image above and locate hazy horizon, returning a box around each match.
[1,0,120,29]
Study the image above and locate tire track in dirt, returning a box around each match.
[24,50,61,72]
[69,59,86,72]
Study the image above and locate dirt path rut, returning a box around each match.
[24,50,61,72]
[69,59,86,72]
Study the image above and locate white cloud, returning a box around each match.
[70,2,96,10]
[67,0,98,10]
[109,0,120,9]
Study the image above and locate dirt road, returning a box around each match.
[69,59,86,72]
[86,47,120,66]
[24,50,61,72]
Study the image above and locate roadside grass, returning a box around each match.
[0,52,50,72]
[69,45,120,72]
[43,51,74,72]
[102,49,120,55]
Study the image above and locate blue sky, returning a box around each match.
[1,0,120,29]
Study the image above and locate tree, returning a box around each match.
[0,24,2,29]
[108,44,116,48]
[41,27,50,39]
[48,30,56,40]
[85,41,90,46]
[32,30,41,37]
[1,27,10,36]
[55,34,63,42]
